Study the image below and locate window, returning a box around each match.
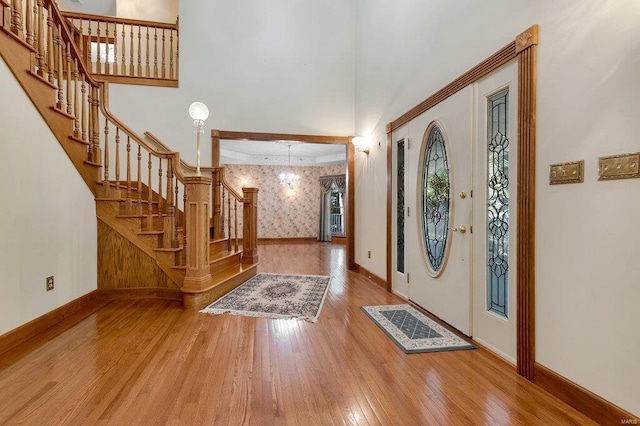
[421,124,451,276]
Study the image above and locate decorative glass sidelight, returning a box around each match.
[486,89,510,318]
[421,125,450,275]
[397,140,405,273]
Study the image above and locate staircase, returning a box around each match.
[0,0,258,308]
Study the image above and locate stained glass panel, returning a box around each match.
[421,125,450,274]
[397,140,405,273]
[486,89,510,318]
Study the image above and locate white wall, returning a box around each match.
[117,0,178,23]
[0,59,97,336]
[108,0,355,168]
[57,0,116,16]
[355,0,640,416]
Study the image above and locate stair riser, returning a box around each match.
[210,252,242,274]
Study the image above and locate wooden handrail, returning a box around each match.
[60,11,177,30]
[98,86,185,182]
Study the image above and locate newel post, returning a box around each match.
[182,175,212,291]
[242,187,258,264]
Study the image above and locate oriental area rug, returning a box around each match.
[200,273,331,323]
[361,304,476,354]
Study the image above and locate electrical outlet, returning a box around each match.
[46,276,54,291]
[367,250,371,259]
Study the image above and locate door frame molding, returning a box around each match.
[211,130,356,270]
[385,25,538,379]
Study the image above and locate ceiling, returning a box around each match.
[220,140,346,166]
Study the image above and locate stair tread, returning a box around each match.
[138,230,164,235]
[181,262,258,294]
[155,247,182,253]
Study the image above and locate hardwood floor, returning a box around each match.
[0,242,595,425]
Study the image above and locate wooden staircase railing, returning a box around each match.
[144,131,255,263]
[1,0,258,307]
[60,11,178,87]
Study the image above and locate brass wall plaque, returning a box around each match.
[599,152,640,180]
[549,160,584,185]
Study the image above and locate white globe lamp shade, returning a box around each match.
[189,102,209,121]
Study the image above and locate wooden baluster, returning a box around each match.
[46,5,54,83]
[96,21,101,74]
[120,23,126,75]
[56,24,63,110]
[164,158,175,248]
[158,158,163,224]
[78,19,83,62]
[227,190,231,249]
[114,127,120,192]
[234,199,238,252]
[129,24,134,76]
[147,152,153,230]
[153,27,158,77]
[81,79,87,141]
[169,29,174,80]
[145,25,150,77]
[161,29,166,79]
[103,118,109,182]
[137,145,142,214]
[175,177,179,247]
[137,25,142,76]
[36,0,44,75]
[182,188,187,254]
[65,41,72,115]
[73,59,80,137]
[105,21,110,75]
[10,0,23,38]
[91,85,100,163]
[25,0,34,46]
[125,136,132,214]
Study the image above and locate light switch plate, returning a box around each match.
[549,160,584,185]
[599,153,640,181]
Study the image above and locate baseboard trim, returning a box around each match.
[534,362,637,424]
[0,290,103,357]
[98,288,183,302]
[258,237,318,245]
[353,263,387,289]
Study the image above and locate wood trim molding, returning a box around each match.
[388,43,517,134]
[534,363,637,424]
[354,263,386,290]
[0,290,104,357]
[214,130,351,145]
[212,129,355,270]
[516,24,538,380]
[385,25,538,381]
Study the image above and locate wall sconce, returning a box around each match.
[188,101,209,176]
[352,136,371,155]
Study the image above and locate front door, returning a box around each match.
[405,86,474,336]
[472,61,519,363]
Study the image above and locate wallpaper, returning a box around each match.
[223,163,346,239]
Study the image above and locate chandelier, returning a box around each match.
[278,142,300,189]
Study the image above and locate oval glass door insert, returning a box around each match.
[421,124,451,276]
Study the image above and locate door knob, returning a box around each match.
[450,225,467,234]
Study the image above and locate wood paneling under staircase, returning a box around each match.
[0,0,258,310]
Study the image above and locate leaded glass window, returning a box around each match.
[486,89,510,318]
[397,140,405,273]
[421,125,450,275]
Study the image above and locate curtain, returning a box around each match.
[318,174,346,242]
